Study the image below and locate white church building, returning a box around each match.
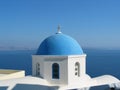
[0,26,120,90]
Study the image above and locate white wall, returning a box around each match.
[32,54,87,86]
[32,55,44,78]
[32,55,68,85]
[67,55,86,85]
[0,70,25,80]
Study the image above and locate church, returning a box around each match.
[0,26,120,90]
[32,25,87,85]
[32,26,120,90]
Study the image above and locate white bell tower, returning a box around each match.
[32,26,88,85]
[32,54,86,85]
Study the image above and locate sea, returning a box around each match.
[0,49,120,79]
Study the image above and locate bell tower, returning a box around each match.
[32,27,87,85]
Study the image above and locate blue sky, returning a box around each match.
[0,0,120,49]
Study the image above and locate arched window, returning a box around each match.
[52,63,59,79]
[36,63,40,76]
[75,62,80,77]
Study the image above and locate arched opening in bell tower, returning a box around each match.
[75,62,80,77]
[36,63,40,76]
[52,63,60,79]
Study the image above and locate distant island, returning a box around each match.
[0,46,36,51]
[0,46,120,51]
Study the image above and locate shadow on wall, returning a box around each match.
[12,84,58,90]
[0,86,8,90]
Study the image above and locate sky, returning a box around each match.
[0,0,120,49]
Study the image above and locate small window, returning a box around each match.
[75,62,80,77]
[75,68,78,71]
[52,63,59,79]
[36,63,40,76]
[75,72,78,75]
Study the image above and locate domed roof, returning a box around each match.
[36,33,83,55]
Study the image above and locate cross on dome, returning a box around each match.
[57,25,62,34]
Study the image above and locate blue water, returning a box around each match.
[0,49,120,79]
[0,50,36,75]
[84,49,120,79]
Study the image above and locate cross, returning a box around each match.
[58,25,61,33]
[57,25,62,34]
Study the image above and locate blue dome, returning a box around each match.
[36,33,83,55]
